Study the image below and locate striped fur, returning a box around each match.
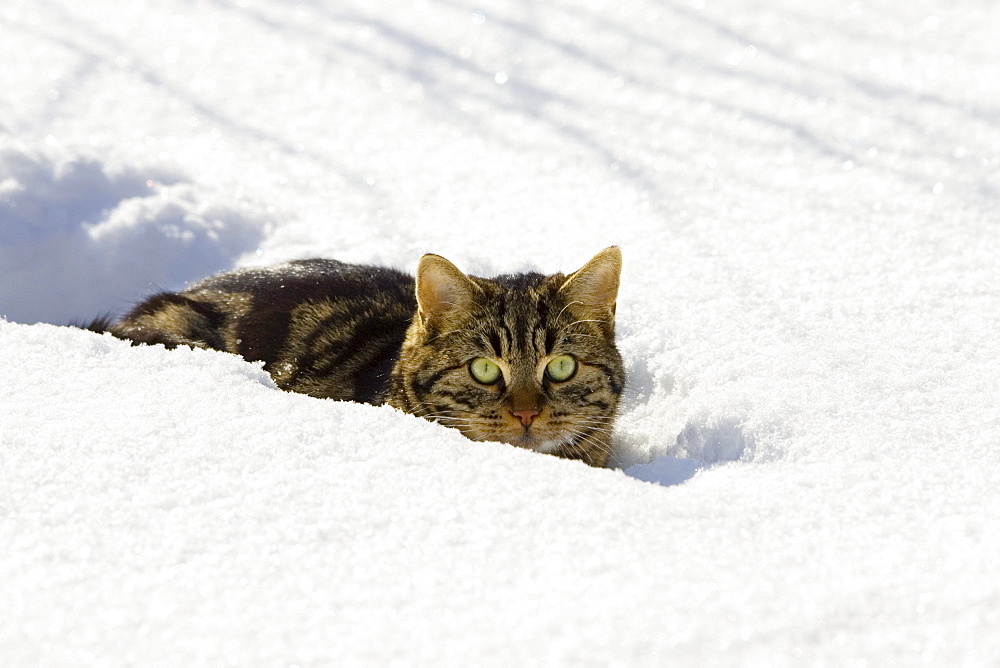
[92,250,624,467]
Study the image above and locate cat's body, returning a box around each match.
[96,259,418,403]
[91,248,624,467]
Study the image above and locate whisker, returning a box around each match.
[562,416,616,426]
[558,422,617,465]
[555,317,609,343]
[553,300,581,325]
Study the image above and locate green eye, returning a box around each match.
[469,358,502,385]
[545,355,577,382]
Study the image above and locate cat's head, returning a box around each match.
[389,247,624,467]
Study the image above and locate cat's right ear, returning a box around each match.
[415,254,476,331]
[559,246,622,321]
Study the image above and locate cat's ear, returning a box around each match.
[559,246,622,320]
[415,254,477,330]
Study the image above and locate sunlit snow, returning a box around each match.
[2,0,999,664]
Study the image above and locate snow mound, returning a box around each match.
[0,320,658,665]
[0,141,267,325]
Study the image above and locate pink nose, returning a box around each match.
[512,409,540,426]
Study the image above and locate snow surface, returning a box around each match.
[2,0,1000,664]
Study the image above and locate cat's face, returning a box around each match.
[389,248,624,467]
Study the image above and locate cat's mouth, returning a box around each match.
[456,418,576,457]
[504,431,568,455]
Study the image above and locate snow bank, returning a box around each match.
[0,140,267,324]
[6,320,996,665]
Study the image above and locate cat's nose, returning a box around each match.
[512,409,540,427]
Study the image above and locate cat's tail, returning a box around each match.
[77,314,117,334]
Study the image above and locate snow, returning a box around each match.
[2,0,999,663]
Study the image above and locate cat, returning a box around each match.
[88,247,625,467]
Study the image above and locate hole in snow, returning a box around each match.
[673,416,755,464]
[624,415,756,487]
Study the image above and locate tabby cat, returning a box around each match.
[89,247,625,467]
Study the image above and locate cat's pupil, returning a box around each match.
[469,357,502,385]
[545,355,577,382]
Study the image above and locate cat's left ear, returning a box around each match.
[415,254,477,331]
[559,246,622,320]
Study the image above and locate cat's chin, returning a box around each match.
[503,433,566,455]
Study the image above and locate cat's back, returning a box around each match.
[197,259,416,401]
[110,259,417,402]
[190,258,412,300]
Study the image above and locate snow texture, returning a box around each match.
[2,0,1000,664]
